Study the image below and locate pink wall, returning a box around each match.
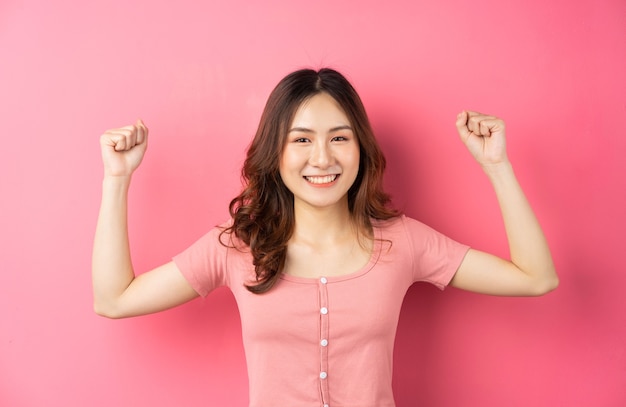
[1,0,624,405]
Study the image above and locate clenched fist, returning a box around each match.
[100,119,149,177]
[456,111,508,168]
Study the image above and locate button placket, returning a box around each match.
[318,276,330,405]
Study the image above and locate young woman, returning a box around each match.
[93,68,558,407]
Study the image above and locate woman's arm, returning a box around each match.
[92,120,198,318]
[449,111,559,296]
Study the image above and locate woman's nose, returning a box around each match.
[309,141,333,168]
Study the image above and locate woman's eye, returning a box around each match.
[294,137,310,143]
[332,136,348,142]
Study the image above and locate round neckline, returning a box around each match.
[279,225,383,284]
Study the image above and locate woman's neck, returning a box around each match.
[284,198,374,279]
[292,200,356,247]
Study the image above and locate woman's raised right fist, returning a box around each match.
[100,119,149,177]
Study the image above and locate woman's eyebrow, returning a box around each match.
[288,125,353,133]
[329,125,353,132]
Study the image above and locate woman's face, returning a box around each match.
[279,92,360,212]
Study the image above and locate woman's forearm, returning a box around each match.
[92,176,136,315]
[484,161,559,291]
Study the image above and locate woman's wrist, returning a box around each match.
[102,174,132,193]
[481,160,514,181]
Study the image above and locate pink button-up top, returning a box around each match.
[173,215,469,407]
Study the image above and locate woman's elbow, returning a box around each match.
[529,272,559,296]
[93,300,126,319]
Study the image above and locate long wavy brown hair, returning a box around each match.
[222,68,399,293]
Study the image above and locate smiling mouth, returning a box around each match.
[304,175,338,184]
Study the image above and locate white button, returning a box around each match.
[320,371,328,379]
[320,277,328,284]
[320,339,328,347]
[324,404,329,407]
[320,307,328,315]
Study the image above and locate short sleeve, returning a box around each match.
[172,226,231,297]
[402,216,470,289]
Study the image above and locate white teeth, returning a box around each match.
[305,175,337,184]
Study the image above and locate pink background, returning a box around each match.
[1,0,624,405]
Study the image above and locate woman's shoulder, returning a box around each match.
[214,218,249,251]
[373,214,443,240]
[372,214,416,230]
[183,218,249,254]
